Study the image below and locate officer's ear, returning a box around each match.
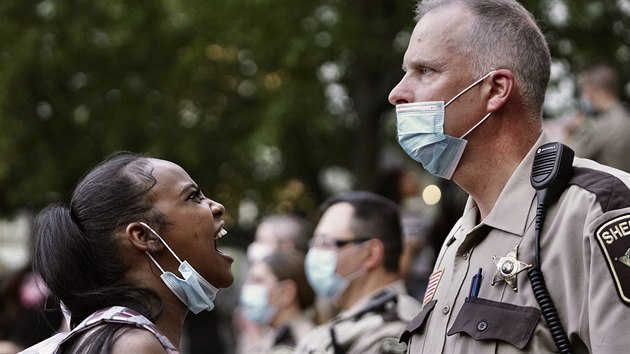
[485,68,513,113]
[362,238,385,271]
[125,222,165,253]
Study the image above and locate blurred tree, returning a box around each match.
[0,0,628,233]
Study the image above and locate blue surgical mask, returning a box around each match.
[396,71,495,179]
[304,247,365,299]
[578,96,600,117]
[239,284,278,325]
[141,222,219,314]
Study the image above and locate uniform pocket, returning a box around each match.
[446,297,541,349]
[399,300,436,345]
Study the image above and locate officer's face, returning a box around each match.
[312,202,369,277]
[388,5,485,138]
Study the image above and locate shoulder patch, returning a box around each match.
[594,214,630,306]
[570,167,630,212]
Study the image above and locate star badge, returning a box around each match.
[615,248,630,268]
[491,245,532,292]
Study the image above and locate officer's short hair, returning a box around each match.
[319,191,402,273]
[258,214,313,254]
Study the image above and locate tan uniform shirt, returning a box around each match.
[295,280,421,354]
[403,133,630,353]
[236,312,314,354]
[267,312,315,354]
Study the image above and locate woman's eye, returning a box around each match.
[189,189,205,202]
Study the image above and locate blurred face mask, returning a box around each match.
[396,71,495,179]
[578,96,600,117]
[304,245,366,300]
[141,222,219,314]
[239,283,278,325]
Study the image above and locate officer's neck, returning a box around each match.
[337,269,399,311]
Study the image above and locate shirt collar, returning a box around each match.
[465,132,550,236]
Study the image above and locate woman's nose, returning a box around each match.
[210,200,225,218]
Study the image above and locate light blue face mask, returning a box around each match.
[304,246,365,300]
[140,222,219,314]
[396,71,495,179]
[239,283,278,325]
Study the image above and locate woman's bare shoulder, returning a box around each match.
[110,328,169,354]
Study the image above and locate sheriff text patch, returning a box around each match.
[595,214,630,306]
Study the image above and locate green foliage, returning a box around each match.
[0,0,628,232]
[531,0,630,102]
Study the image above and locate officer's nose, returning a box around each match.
[388,76,411,106]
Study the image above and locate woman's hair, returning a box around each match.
[32,152,165,353]
[262,250,315,310]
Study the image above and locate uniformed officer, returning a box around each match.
[294,191,422,354]
[388,0,630,352]
[564,63,630,173]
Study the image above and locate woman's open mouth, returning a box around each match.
[215,228,227,240]
[214,227,234,263]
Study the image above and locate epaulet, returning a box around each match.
[572,167,630,306]
[350,288,399,322]
[569,167,630,212]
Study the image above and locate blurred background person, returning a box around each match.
[377,167,434,301]
[234,213,314,352]
[237,250,315,353]
[0,262,63,353]
[245,213,313,263]
[295,191,422,353]
[563,62,630,172]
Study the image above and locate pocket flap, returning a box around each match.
[446,297,541,349]
[399,300,436,345]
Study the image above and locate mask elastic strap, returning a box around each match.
[139,222,183,265]
[342,266,366,283]
[461,111,492,139]
[146,252,167,274]
[445,70,496,107]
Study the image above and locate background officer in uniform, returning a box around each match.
[295,191,422,354]
[389,0,630,352]
[563,62,630,173]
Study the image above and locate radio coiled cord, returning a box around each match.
[528,200,572,354]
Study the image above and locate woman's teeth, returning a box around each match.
[215,228,228,240]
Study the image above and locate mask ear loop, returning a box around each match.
[442,70,496,140]
[445,70,496,107]
[460,111,492,139]
[139,222,184,271]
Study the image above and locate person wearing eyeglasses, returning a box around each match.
[294,191,422,354]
